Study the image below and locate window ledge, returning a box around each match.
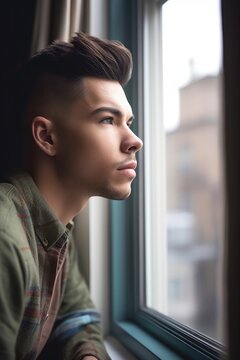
[104,335,137,360]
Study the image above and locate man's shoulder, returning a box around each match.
[0,182,18,223]
[0,182,29,246]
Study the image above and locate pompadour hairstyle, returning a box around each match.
[20,32,132,103]
[16,32,133,121]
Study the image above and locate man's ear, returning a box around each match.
[32,116,57,156]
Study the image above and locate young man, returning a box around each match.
[0,32,142,359]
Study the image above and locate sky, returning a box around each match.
[162,0,222,130]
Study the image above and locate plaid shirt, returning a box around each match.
[0,172,110,360]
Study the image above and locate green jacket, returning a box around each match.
[0,172,110,359]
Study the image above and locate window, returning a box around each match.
[144,0,224,344]
[110,0,226,359]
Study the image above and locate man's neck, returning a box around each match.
[29,164,88,225]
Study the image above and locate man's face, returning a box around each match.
[54,77,143,200]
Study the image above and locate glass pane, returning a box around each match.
[145,0,224,343]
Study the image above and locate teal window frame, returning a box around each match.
[109,0,226,359]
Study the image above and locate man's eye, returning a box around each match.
[100,118,113,125]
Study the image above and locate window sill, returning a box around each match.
[104,335,137,360]
[110,321,184,360]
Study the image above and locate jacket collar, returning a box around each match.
[10,171,74,250]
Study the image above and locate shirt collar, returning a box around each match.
[10,171,74,250]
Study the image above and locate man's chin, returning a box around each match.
[93,183,133,200]
[104,187,132,200]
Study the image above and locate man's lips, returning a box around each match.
[117,161,137,171]
[117,161,137,178]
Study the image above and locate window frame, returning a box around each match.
[109,0,226,358]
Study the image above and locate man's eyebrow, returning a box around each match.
[90,106,134,121]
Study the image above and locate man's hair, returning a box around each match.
[29,32,132,84]
[18,32,132,116]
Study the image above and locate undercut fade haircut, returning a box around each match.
[10,31,134,169]
[18,32,132,116]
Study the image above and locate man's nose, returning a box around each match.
[120,131,143,154]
